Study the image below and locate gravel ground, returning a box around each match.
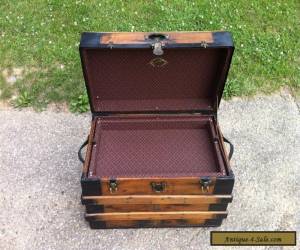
[0,91,299,250]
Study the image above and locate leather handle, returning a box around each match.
[78,137,89,163]
[222,137,234,161]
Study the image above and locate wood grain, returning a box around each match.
[86,203,227,213]
[100,32,214,44]
[100,177,217,195]
[82,194,232,205]
[85,211,227,221]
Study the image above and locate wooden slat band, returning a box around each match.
[86,203,229,213]
[100,32,214,45]
[85,211,227,221]
[100,177,218,195]
[82,195,232,205]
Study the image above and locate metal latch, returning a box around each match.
[146,33,168,56]
[200,41,208,48]
[152,42,164,56]
[109,179,118,193]
[107,41,114,49]
[200,177,212,193]
[151,182,166,193]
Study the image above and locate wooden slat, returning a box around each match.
[82,194,232,205]
[103,204,211,212]
[100,177,217,195]
[85,211,227,221]
[100,32,214,44]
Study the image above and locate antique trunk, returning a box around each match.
[78,31,235,229]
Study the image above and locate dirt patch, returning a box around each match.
[2,67,24,85]
[47,102,70,113]
[0,100,13,110]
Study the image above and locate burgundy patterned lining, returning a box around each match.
[88,115,227,178]
[82,48,228,112]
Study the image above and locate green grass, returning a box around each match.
[0,0,299,112]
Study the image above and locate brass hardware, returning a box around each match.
[109,179,118,193]
[108,41,113,49]
[199,177,212,193]
[152,42,164,56]
[149,57,168,67]
[151,182,166,193]
[146,33,168,55]
[200,41,208,48]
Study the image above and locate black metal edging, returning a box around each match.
[213,175,235,195]
[209,203,229,211]
[88,218,224,229]
[86,204,105,214]
[79,31,234,49]
[81,174,102,196]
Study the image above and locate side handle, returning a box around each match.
[78,137,89,163]
[222,137,234,161]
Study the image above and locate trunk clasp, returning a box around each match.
[200,177,212,193]
[151,182,166,193]
[152,42,164,56]
[109,179,118,193]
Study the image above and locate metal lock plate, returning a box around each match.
[109,179,118,193]
[199,177,212,193]
[151,182,166,193]
[152,42,164,56]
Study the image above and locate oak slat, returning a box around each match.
[85,211,227,221]
[82,195,232,205]
[100,32,214,44]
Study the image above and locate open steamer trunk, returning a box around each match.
[79,32,235,229]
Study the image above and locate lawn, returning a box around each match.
[0,0,299,112]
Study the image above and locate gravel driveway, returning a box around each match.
[0,91,299,250]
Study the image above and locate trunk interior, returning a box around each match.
[87,115,228,178]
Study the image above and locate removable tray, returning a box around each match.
[87,115,227,178]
